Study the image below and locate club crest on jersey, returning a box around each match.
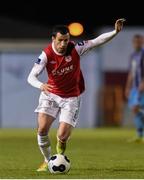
[65,55,72,62]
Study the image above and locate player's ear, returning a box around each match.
[52,36,55,41]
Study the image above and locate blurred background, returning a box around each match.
[0,2,143,128]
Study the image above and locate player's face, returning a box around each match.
[52,32,70,54]
[133,37,143,51]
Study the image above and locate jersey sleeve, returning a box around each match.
[27,51,47,89]
[75,30,117,56]
[75,40,94,56]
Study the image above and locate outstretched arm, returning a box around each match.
[91,18,125,46]
[75,18,126,56]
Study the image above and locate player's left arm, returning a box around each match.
[139,81,144,92]
[138,67,144,91]
[138,53,144,92]
[75,18,125,56]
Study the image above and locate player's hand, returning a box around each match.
[115,18,126,33]
[138,81,144,92]
[40,83,53,92]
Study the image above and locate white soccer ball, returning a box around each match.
[48,154,70,173]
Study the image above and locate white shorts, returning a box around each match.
[35,92,81,127]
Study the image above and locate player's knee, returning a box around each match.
[57,135,67,143]
[57,132,69,143]
[132,106,139,114]
[38,127,48,136]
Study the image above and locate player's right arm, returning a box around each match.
[27,51,53,91]
[125,72,133,99]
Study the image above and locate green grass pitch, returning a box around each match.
[0,127,144,178]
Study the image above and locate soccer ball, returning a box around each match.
[48,154,70,173]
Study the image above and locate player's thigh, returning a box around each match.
[38,113,54,131]
[59,96,81,128]
[139,92,144,107]
[132,105,140,114]
[128,88,139,109]
[57,121,73,140]
[35,92,60,130]
[35,91,60,117]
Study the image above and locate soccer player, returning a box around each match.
[125,34,144,142]
[27,19,125,171]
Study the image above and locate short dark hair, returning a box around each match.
[52,25,69,37]
[133,34,143,39]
